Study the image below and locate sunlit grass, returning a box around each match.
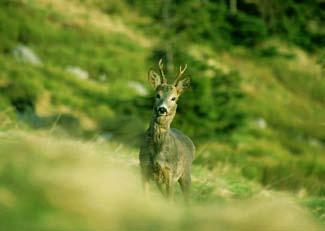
[0,1,324,229]
[0,131,322,231]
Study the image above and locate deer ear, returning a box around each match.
[175,77,191,94]
[148,69,161,89]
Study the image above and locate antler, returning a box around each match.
[173,64,187,85]
[158,59,167,84]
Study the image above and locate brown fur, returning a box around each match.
[139,61,195,201]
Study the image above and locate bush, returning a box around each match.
[227,12,268,47]
[0,70,43,114]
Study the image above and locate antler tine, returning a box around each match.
[180,64,187,75]
[174,64,188,85]
[158,58,167,84]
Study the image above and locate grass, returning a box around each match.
[0,0,150,139]
[188,44,325,196]
[0,131,322,231]
[0,0,324,228]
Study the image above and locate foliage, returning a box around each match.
[130,0,324,50]
[0,0,324,226]
[227,12,268,47]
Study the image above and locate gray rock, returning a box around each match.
[13,44,42,65]
[99,73,107,82]
[66,66,89,80]
[256,118,267,129]
[128,81,148,96]
[309,138,321,147]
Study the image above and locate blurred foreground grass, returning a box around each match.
[0,1,324,230]
[0,131,322,231]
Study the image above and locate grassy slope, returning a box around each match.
[0,0,324,227]
[0,0,150,134]
[0,131,322,231]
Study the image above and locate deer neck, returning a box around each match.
[149,112,175,148]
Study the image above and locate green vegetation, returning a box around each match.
[0,0,324,229]
[0,131,322,231]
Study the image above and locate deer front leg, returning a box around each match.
[155,181,166,197]
[140,165,150,198]
[179,174,191,204]
[165,172,174,201]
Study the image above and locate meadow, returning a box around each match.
[0,0,324,230]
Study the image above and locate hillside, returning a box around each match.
[0,0,324,229]
[0,131,322,231]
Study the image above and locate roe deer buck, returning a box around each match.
[139,59,195,202]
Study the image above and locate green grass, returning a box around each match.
[0,131,322,231]
[0,0,324,228]
[0,0,151,139]
[187,45,325,196]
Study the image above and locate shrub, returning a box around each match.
[0,68,43,114]
[227,12,268,47]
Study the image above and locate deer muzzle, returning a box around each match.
[157,106,168,115]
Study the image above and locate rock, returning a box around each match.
[12,44,42,65]
[256,118,267,129]
[309,138,321,147]
[103,132,113,140]
[99,73,107,82]
[66,66,89,80]
[96,132,114,143]
[127,81,148,96]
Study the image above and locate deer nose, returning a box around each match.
[158,106,167,115]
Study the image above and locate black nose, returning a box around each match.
[158,107,167,114]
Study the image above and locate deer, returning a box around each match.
[139,59,195,202]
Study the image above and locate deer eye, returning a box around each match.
[171,97,176,101]
[156,94,161,99]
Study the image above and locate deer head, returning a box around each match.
[148,59,190,123]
